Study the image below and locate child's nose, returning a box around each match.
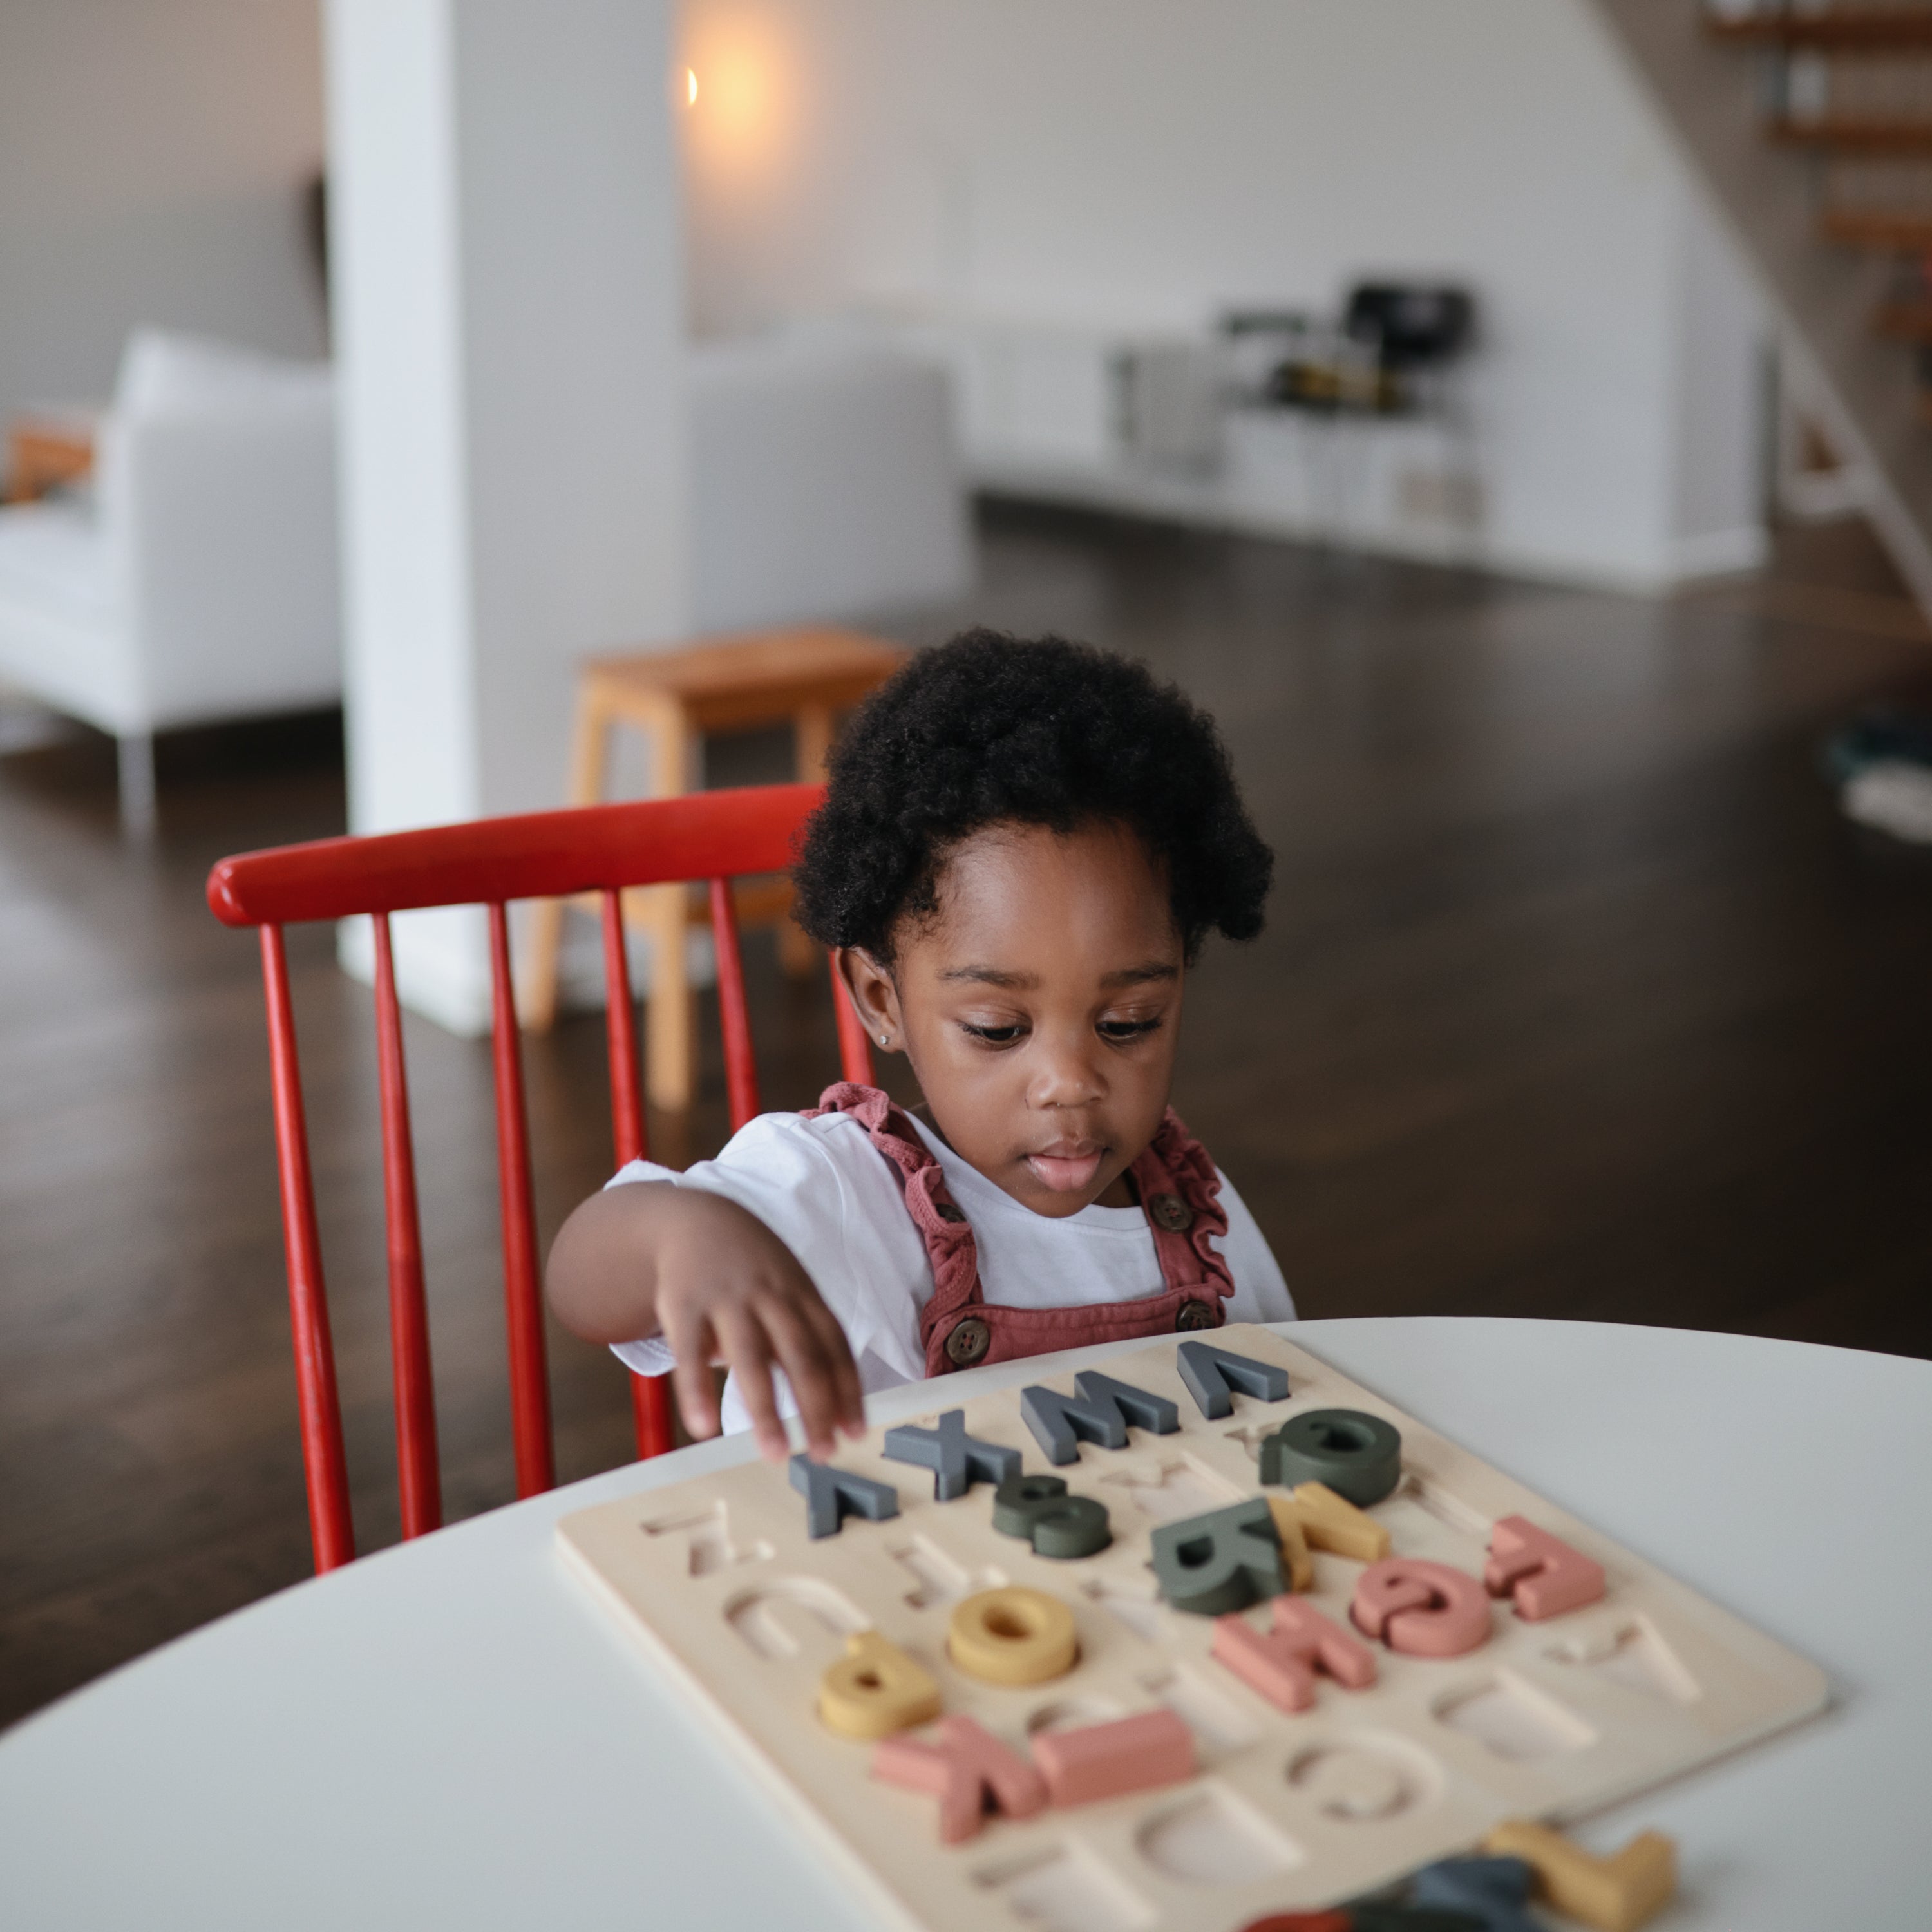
[1027,1032,1105,1108]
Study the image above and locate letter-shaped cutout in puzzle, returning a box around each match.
[819,1631,942,1740]
[1150,1497,1285,1616]
[1407,1854,1542,1932]
[989,1473,1112,1559]
[1177,1339,1292,1419]
[1285,1480,1392,1562]
[1352,1558,1493,1658]
[1211,1596,1376,1712]
[880,1409,1021,1501]
[790,1455,900,1539]
[1018,1371,1179,1465]
[1028,1708,1196,1807]
[871,1715,1046,1843]
[947,1587,1079,1685]
[1482,1819,1677,1932]
[1258,1408,1403,1508]
[1484,1515,1607,1622]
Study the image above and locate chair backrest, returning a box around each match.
[207,781,873,1573]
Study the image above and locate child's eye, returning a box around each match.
[1097,1018,1162,1043]
[960,1020,1026,1045]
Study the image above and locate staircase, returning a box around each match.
[1588,1,1932,607]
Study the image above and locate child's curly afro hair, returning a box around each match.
[792,629,1273,964]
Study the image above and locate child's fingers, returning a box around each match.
[659,1302,721,1441]
[757,1300,844,1461]
[715,1309,790,1464]
[799,1294,867,1436]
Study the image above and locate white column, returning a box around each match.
[324,0,689,1032]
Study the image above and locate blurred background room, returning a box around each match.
[3,0,1929,1730]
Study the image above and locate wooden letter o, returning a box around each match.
[947,1587,1079,1686]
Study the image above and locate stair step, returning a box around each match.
[1598,0,1932,593]
[1823,205,1932,247]
[1710,10,1932,50]
[1772,117,1932,153]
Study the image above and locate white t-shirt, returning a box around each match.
[609,1108,1294,1434]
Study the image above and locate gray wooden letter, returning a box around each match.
[1021,1370,1182,1464]
[1019,1384,1129,1464]
[1073,1370,1179,1435]
[1176,1340,1292,1419]
[788,1455,900,1539]
[1150,1498,1285,1615]
[880,1409,1021,1501]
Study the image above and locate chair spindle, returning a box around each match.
[260,923,356,1571]
[372,914,442,1537]
[487,902,555,1497]
[600,889,649,1168]
[709,876,761,1132]
[600,889,675,1459]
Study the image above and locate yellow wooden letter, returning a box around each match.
[818,1630,942,1741]
[1483,1819,1676,1932]
[1264,1493,1316,1590]
[947,1587,1079,1687]
[1288,1481,1391,1562]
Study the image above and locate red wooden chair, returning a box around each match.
[206,781,873,1573]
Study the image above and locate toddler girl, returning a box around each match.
[547,630,1294,1462]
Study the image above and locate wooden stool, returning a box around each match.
[522,627,908,1110]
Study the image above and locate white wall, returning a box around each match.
[0,0,327,433]
[678,0,1768,589]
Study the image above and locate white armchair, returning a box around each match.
[0,330,967,837]
[0,332,340,836]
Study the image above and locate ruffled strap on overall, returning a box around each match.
[802,1083,1235,1376]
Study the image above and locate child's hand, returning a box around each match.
[651,1188,866,1462]
[546,1182,867,1464]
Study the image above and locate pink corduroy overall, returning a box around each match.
[802,1082,1235,1374]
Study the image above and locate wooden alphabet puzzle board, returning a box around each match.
[557,1327,1826,1932]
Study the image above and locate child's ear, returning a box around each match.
[835,947,901,1052]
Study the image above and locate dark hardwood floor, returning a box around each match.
[3,504,1929,1732]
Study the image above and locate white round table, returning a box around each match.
[3,1320,1927,1929]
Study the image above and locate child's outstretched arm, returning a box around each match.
[546,1184,867,1464]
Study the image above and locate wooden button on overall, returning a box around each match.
[1148,1192,1194,1233]
[944,1317,991,1367]
[1175,1300,1217,1331]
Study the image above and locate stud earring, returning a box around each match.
[878,1033,890,1047]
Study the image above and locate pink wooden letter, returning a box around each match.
[871,1715,1046,1843]
[1212,1598,1377,1712]
[1484,1514,1607,1621]
[1351,1558,1492,1657]
[1030,1709,1195,1808]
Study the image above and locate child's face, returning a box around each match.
[842,820,1185,1218]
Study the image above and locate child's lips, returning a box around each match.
[1025,1144,1104,1192]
